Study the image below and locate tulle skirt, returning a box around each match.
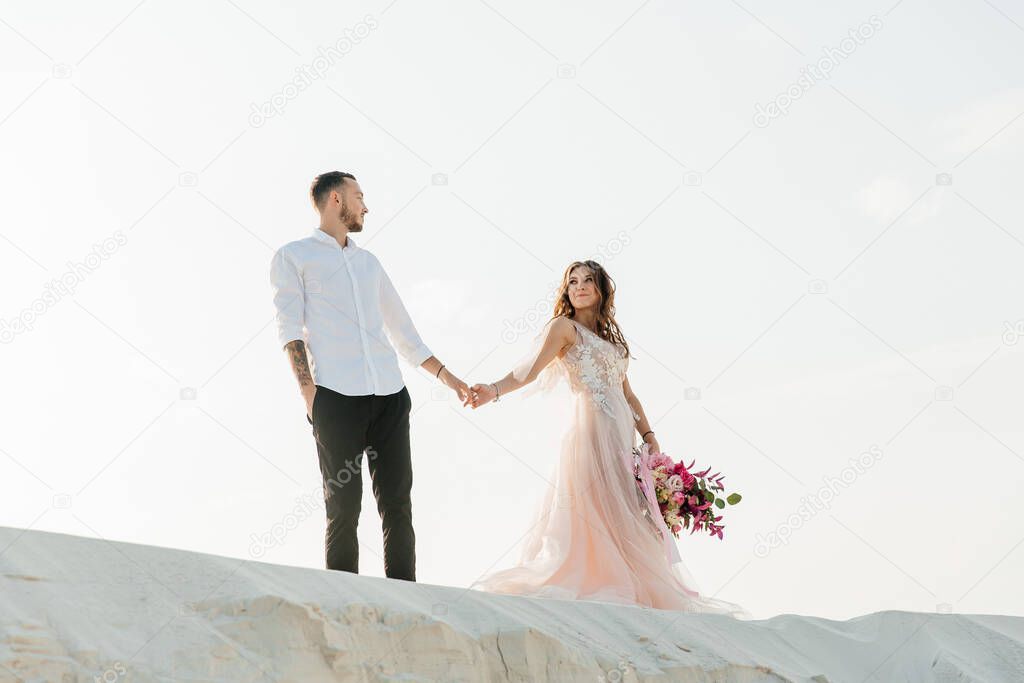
[471,390,748,617]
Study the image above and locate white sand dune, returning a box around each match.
[0,526,1021,682]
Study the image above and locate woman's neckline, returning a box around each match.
[569,317,607,342]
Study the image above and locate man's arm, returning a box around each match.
[378,265,469,402]
[270,247,305,348]
[284,340,314,389]
[270,248,316,416]
[378,267,432,367]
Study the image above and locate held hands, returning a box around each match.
[438,367,472,406]
[467,383,497,409]
[432,357,498,409]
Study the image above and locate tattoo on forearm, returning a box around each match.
[285,340,313,387]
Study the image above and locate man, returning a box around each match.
[270,171,470,581]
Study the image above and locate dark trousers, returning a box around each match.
[308,384,416,581]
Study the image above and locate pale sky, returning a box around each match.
[1,0,1022,621]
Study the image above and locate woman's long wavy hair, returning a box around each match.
[552,260,632,359]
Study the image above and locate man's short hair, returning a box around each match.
[310,171,356,210]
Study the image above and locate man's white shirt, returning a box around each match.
[270,228,432,396]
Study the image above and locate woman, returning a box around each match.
[467,260,747,616]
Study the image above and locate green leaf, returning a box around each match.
[714,498,725,509]
[726,493,742,505]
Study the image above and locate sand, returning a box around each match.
[1,526,1021,682]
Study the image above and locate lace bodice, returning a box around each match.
[561,319,631,419]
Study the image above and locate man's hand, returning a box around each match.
[468,383,497,409]
[439,368,471,406]
[302,384,316,422]
[284,340,317,422]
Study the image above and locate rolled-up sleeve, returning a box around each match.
[378,266,433,368]
[269,247,305,348]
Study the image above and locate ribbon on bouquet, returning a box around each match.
[632,443,682,565]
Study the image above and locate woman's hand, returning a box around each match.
[644,433,662,455]
[468,383,497,409]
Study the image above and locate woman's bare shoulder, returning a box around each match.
[547,316,578,355]
[548,315,576,336]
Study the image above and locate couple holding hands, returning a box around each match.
[270,170,744,615]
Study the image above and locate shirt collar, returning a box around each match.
[312,228,356,250]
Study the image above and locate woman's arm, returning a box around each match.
[624,374,661,454]
[469,317,575,408]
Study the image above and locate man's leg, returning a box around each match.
[366,386,416,581]
[312,386,370,573]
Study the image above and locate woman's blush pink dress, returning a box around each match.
[471,317,748,617]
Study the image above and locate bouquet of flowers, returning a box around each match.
[633,446,741,540]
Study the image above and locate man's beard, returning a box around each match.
[339,203,362,232]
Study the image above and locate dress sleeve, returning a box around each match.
[511,317,576,398]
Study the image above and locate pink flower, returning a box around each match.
[650,457,740,544]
